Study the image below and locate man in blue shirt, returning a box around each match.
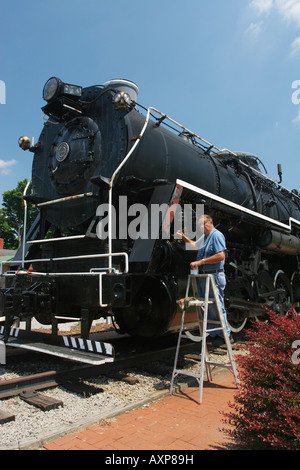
[180,214,232,343]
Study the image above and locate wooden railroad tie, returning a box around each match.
[0,409,15,425]
[20,391,63,411]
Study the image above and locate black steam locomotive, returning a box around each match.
[1,77,300,341]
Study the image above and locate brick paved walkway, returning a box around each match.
[43,368,238,451]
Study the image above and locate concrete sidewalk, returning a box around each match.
[43,368,238,451]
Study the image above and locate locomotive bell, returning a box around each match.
[18,136,31,151]
[103,79,139,106]
[113,91,132,110]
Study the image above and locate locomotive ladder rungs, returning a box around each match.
[169,274,240,404]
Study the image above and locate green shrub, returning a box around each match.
[223,309,300,450]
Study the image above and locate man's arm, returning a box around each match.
[176,231,198,250]
[190,251,226,269]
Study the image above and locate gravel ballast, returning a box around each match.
[0,364,173,450]
[0,348,236,451]
[0,317,240,450]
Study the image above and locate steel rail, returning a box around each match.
[0,337,207,399]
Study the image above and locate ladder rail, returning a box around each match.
[169,308,187,393]
[209,276,240,385]
[198,275,212,399]
[170,273,240,404]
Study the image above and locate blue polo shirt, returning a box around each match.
[195,228,226,271]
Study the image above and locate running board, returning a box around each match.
[0,327,115,365]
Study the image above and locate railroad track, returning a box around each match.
[0,333,207,399]
[0,325,247,401]
[0,329,245,449]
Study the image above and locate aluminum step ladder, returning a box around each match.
[169,273,240,404]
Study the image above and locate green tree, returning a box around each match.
[0,179,38,249]
[0,208,16,248]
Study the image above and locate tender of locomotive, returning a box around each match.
[1,77,300,345]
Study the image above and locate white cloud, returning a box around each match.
[249,0,300,49]
[292,107,300,123]
[247,1,273,37]
[275,0,300,27]
[251,0,300,23]
[251,0,274,15]
[246,20,264,36]
[290,35,300,55]
[0,159,17,175]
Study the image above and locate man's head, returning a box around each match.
[198,214,214,236]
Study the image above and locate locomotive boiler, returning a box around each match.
[1,76,300,345]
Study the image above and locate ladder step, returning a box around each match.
[195,297,216,302]
[173,369,202,379]
[205,361,233,368]
[188,299,214,306]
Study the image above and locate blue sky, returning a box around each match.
[0,0,300,206]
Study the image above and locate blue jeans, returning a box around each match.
[197,272,231,338]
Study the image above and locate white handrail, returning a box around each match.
[35,192,93,207]
[0,252,129,276]
[22,181,30,268]
[28,235,86,244]
[107,106,157,270]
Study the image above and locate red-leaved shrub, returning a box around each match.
[223,308,300,450]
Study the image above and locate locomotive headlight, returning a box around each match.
[43,77,82,102]
[43,77,61,102]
